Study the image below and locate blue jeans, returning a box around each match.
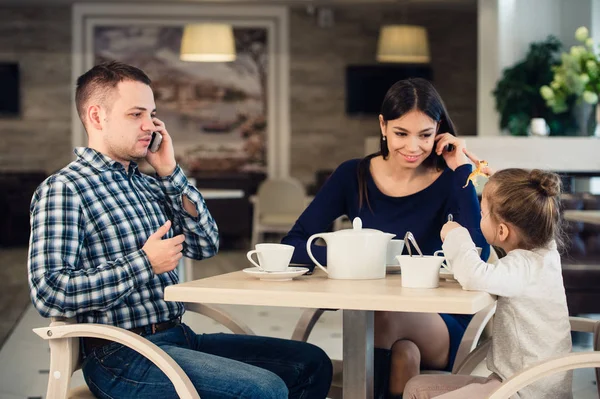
[81,323,332,399]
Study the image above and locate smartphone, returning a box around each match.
[445,144,455,152]
[149,131,162,153]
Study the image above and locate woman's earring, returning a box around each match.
[382,136,386,141]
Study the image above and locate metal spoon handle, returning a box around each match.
[404,232,424,257]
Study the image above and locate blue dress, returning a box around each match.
[282,158,490,370]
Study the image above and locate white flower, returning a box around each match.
[582,90,598,104]
[576,26,589,42]
[540,86,554,100]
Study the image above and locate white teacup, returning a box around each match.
[433,247,482,272]
[396,255,445,289]
[246,243,294,272]
[386,239,405,266]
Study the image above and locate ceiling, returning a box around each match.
[0,0,476,7]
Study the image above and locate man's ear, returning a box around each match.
[87,105,103,131]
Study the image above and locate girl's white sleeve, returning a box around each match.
[442,228,533,297]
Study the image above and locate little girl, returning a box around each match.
[403,167,572,399]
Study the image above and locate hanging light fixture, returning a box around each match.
[376,25,430,63]
[180,23,236,62]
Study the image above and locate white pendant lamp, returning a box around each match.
[376,25,430,63]
[180,23,236,62]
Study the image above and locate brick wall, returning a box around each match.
[0,6,72,174]
[289,4,477,184]
[0,4,477,186]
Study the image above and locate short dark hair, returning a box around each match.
[75,61,151,125]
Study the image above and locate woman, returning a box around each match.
[282,78,489,398]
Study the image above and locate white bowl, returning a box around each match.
[396,255,445,289]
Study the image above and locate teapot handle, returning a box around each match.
[306,234,328,275]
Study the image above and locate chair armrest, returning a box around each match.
[569,316,599,333]
[33,324,200,399]
[488,352,600,399]
[453,337,492,375]
[451,303,496,374]
[184,303,256,335]
[291,308,338,342]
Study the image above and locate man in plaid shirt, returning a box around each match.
[28,61,332,399]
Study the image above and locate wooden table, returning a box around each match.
[563,210,600,225]
[165,270,495,399]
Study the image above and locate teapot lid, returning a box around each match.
[333,217,391,236]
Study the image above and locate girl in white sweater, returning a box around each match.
[403,166,572,399]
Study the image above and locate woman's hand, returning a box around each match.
[434,133,469,171]
[463,148,495,176]
[441,221,463,242]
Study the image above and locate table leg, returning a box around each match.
[343,310,374,399]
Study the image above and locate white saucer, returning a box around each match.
[242,267,310,281]
[386,266,457,281]
[439,269,457,282]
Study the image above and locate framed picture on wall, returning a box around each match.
[72,4,290,178]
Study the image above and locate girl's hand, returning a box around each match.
[463,148,495,176]
[434,133,469,171]
[441,221,463,242]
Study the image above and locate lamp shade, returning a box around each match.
[180,23,236,62]
[376,25,430,63]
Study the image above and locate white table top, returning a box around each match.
[563,210,600,225]
[165,269,495,315]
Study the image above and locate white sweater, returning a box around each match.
[443,228,572,399]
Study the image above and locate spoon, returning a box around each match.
[404,231,424,257]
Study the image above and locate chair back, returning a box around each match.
[256,178,306,215]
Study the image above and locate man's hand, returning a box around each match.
[142,220,185,274]
[146,117,177,177]
[441,221,463,242]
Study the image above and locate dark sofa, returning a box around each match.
[560,193,600,315]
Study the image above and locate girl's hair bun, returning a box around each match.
[529,169,561,197]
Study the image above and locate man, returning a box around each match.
[28,61,332,399]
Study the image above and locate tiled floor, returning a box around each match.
[0,248,31,351]
[0,248,598,398]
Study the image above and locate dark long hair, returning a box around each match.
[358,78,457,210]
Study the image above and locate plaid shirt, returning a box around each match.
[28,147,219,329]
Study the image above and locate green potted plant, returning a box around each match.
[494,36,577,136]
[540,27,600,136]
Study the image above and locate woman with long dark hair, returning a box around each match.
[282,78,489,398]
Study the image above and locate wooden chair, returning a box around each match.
[484,316,600,398]
[250,178,307,247]
[33,303,255,399]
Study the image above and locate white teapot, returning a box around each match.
[306,217,395,280]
